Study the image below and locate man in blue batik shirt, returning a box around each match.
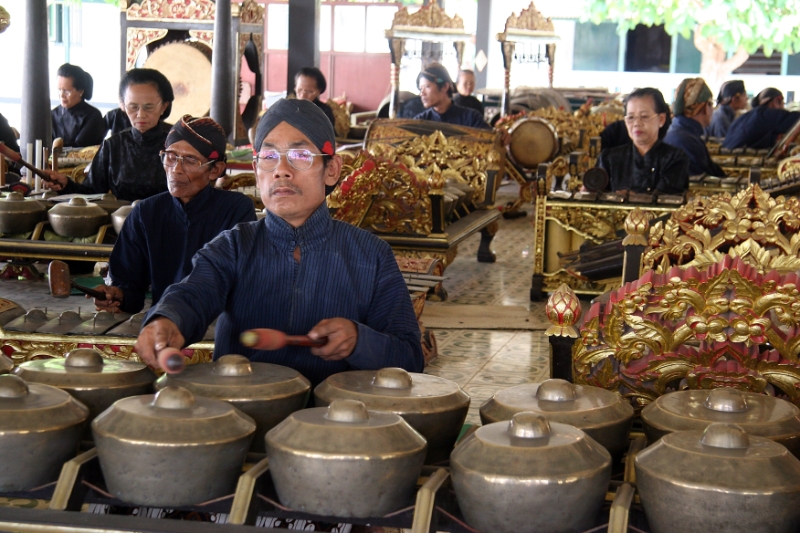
[136,99,424,386]
[413,63,490,130]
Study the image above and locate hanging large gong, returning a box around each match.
[144,42,212,123]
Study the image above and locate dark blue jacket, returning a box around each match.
[110,185,256,314]
[146,204,424,386]
[723,106,800,149]
[664,115,724,176]
[705,105,735,138]
[414,103,489,129]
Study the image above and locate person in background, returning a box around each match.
[599,119,630,151]
[134,99,423,387]
[598,87,689,195]
[723,88,800,149]
[664,78,724,176]
[44,68,175,202]
[453,69,484,115]
[294,67,336,127]
[0,112,22,181]
[104,107,132,137]
[705,80,747,138]
[51,63,105,148]
[93,115,256,314]
[414,63,489,129]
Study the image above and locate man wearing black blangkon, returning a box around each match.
[135,99,424,387]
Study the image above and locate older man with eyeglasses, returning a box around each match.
[135,98,423,386]
[89,115,256,314]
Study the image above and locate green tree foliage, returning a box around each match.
[583,0,800,57]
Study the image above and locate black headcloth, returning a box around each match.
[254,99,336,156]
[165,115,227,162]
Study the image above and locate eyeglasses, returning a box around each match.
[57,89,75,96]
[125,101,163,115]
[160,151,215,172]
[254,149,326,171]
[624,113,659,124]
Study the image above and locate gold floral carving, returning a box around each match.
[329,152,382,227]
[126,28,168,70]
[545,283,581,337]
[542,270,618,295]
[0,5,10,34]
[574,257,800,408]
[623,208,650,246]
[644,184,800,274]
[504,2,555,32]
[368,130,492,206]
[391,4,464,30]
[239,0,264,24]
[127,0,215,21]
[190,30,214,48]
[394,249,458,269]
[777,155,800,184]
[547,205,640,243]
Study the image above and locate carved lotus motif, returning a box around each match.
[545,283,581,338]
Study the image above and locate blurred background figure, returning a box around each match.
[51,63,105,148]
[293,67,336,127]
[454,69,484,115]
[723,87,800,149]
[705,80,747,138]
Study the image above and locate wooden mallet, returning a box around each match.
[157,347,186,374]
[240,329,328,350]
[0,142,55,183]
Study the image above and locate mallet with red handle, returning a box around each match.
[240,329,328,350]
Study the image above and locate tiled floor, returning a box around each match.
[0,184,553,425]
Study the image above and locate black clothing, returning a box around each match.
[598,141,689,194]
[600,120,630,151]
[453,94,484,115]
[705,105,735,138]
[414,103,490,129]
[664,115,724,176]
[104,108,131,138]
[723,106,800,149]
[51,101,105,147]
[0,113,20,153]
[62,125,169,202]
[313,98,337,128]
[110,185,256,314]
[399,97,426,119]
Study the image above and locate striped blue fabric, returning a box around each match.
[147,203,424,386]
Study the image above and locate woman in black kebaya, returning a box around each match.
[51,64,105,148]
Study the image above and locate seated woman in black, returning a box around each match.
[45,69,175,202]
[51,64,105,148]
[598,87,689,195]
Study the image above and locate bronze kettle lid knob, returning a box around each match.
[65,348,105,368]
[704,388,748,413]
[700,423,751,449]
[0,374,29,398]
[372,367,413,389]
[326,399,370,423]
[213,354,253,376]
[3,192,24,202]
[536,379,578,402]
[508,412,551,439]
[68,197,88,207]
[152,386,196,410]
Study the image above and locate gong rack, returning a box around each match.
[496,4,561,117]
[0,437,653,533]
[384,4,470,119]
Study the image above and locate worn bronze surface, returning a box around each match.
[37,311,87,335]
[0,192,45,234]
[92,386,255,507]
[480,379,634,457]
[91,194,131,215]
[156,355,310,452]
[265,399,426,518]
[636,423,800,533]
[0,375,88,491]
[13,348,156,422]
[451,413,611,533]
[642,388,800,456]
[47,198,108,238]
[110,203,136,235]
[4,309,52,333]
[314,367,469,464]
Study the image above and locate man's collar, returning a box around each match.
[265,203,332,250]
[171,183,214,213]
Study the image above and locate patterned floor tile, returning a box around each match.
[468,370,547,387]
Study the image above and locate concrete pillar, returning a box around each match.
[211,0,234,137]
[21,0,51,158]
[286,0,320,94]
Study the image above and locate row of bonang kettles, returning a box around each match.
[2,349,800,533]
